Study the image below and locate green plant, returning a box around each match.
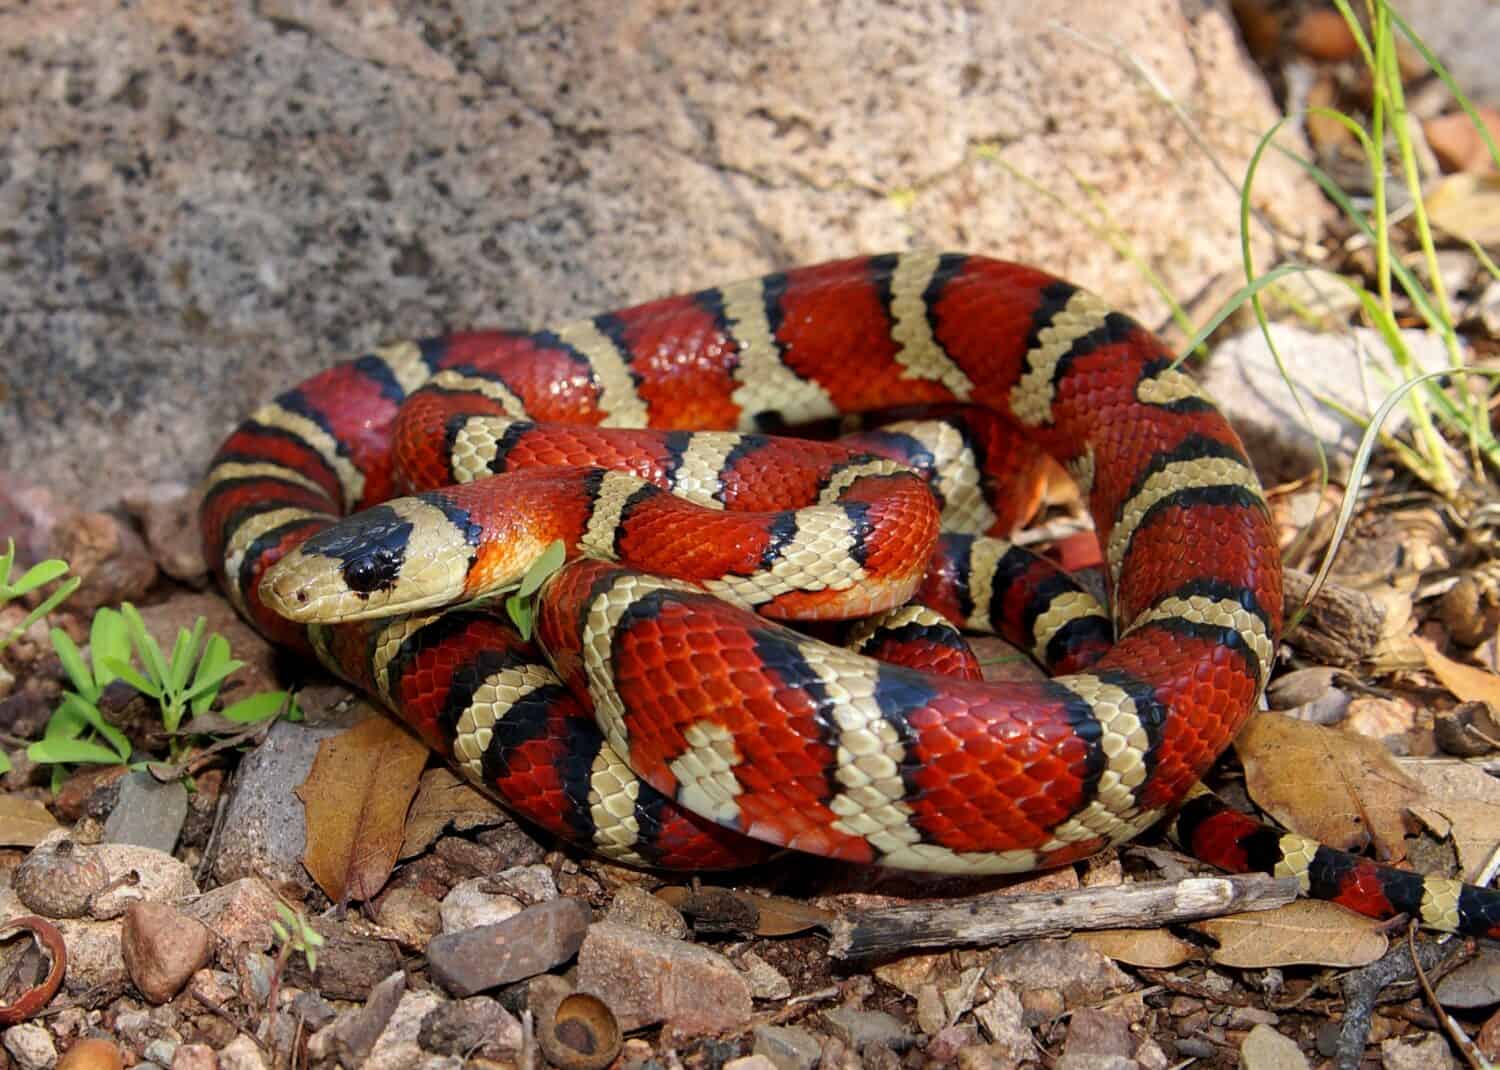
[1231,1,1500,501]
[0,541,78,656]
[504,539,568,640]
[31,604,296,774]
[270,901,326,973]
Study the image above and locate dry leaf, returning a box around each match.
[297,714,429,903]
[0,796,59,848]
[399,767,506,860]
[1414,635,1500,706]
[1236,712,1423,860]
[1194,900,1388,968]
[1400,758,1500,878]
[654,886,835,936]
[1076,928,1198,968]
[1424,172,1500,247]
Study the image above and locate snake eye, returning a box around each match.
[342,548,401,594]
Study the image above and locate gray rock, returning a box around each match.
[1402,2,1500,107]
[1,1024,56,1070]
[103,772,188,855]
[602,884,688,938]
[575,920,753,1034]
[1,2,1323,511]
[417,997,522,1057]
[428,897,592,996]
[820,1006,912,1052]
[1202,324,1453,483]
[216,1035,268,1070]
[207,718,361,888]
[752,1025,822,1070]
[438,878,522,934]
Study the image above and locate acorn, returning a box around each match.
[528,976,622,1070]
[14,839,108,918]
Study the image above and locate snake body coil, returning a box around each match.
[202,253,1500,937]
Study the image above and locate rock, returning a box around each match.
[1059,1008,1135,1068]
[14,838,108,918]
[102,772,188,855]
[752,1025,821,1070]
[47,511,157,613]
[0,882,123,992]
[3,1024,58,1070]
[1201,325,1453,483]
[1426,108,1500,174]
[214,1036,266,1070]
[121,902,216,1003]
[0,479,60,568]
[928,1025,981,1062]
[1291,10,1360,62]
[820,1006,912,1053]
[417,997,523,1058]
[307,971,406,1067]
[375,886,443,947]
[736,950,791,1001]
[169,1045,215,1070]
[142,1041,178,1067]
[490,864,557,904]
[180,878,281,949]
[121,483,208,583]
[576,921,753,1034]
[603,884,688,938]
[1403,3,1500,108]
[428,897,592,996]
[725,1058,778,1070]
[2,2,1324,513]
[1240,1023,1308,1069]
[438,877,523,934]
[207,719,359,888]
[1380,1032,1459,1070]
[972,981,1036,1065]
[58,1039,125,1070]
[363,991,448,1070]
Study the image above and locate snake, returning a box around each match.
[200,252,1500,938]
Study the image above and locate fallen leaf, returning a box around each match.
[399,767,506,859]
[0,796,59,848]
[1236,712,1423,860]
[1414,635,1500,706]
[298,714,429,903]
[1400,758,1500,878]
[1194,900,1388,968]
[1424,172,1500,247]
[1076,928,1199,968]
[654,886,835,936]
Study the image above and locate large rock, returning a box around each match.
[0,1,1321,506]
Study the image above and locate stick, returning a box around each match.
[827,874,1300,959]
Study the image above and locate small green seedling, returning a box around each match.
[32,603,296,775]
[0,540,79,656]
[505,539,568,640]
[271,901,325,973]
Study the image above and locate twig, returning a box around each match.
[828,874,1299,959]
[1407,925,1485,1070]
[1333,934,1474,1070]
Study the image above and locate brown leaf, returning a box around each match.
[1414,635,1500,706]
[1076,928,1199,968]
[1401,758,1500,878]
[297,715,429,903]
[654,886,835,936]
[399,767,506,860]
[0,796,59,848]
[1235,712,1422,860]
[1194,900,1388,968]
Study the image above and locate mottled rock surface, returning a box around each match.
[1,0,1321,507]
